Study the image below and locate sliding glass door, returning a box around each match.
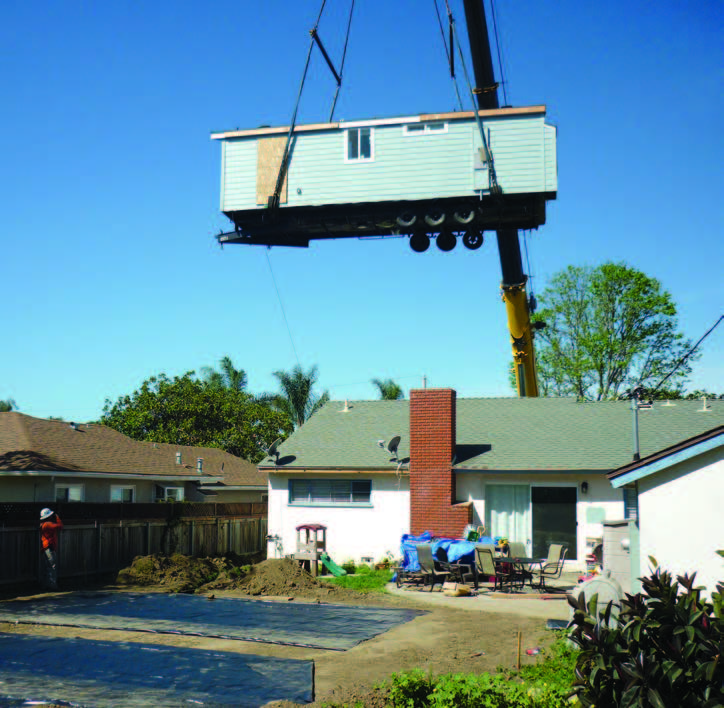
[485,484,531,552]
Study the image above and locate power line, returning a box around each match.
[265,250,301,368]
[650,314,724,395]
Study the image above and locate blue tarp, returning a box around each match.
[0,591,425,652]
[399,533,496,571]
[0,632,314,707]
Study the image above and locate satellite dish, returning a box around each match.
[267,438,282,463]
[387,435,401,460]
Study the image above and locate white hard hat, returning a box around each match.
[40,508,54,520]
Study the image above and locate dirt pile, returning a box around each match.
[234,558,324,596]
[116,554,242,594]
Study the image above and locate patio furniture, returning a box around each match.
[393,565,426,588]
[531,544,568,592]
[473,545,510,592]
[508,542,535,585]
[416,543,453,592]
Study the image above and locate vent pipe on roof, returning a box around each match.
[197,457,203,473]
[175,451,181,465]
[631,388,642,462]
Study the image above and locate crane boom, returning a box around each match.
[462,0,540,397]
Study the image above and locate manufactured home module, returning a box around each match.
[212,105,557,250]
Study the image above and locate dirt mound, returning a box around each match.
[115,554,400,605]
[234,558,324,596]
[116,554,240,594]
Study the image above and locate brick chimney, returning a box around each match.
[409,388,471,537]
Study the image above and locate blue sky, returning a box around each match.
[2,0,722,422]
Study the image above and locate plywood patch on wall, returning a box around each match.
[256,137,288,205]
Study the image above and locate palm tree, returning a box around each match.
[0,398,16,412]
[371,378,404,400]
[201,356,248,392]
[271,365,330,428]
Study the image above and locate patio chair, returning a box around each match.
[415,543,453,592]
[532,544,568,592]
[508,541,534,586]
[473,545,510,592]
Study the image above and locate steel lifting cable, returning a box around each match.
[489,0,509,106]
[272,0,355,207]
[447,6,500,193]
[328,0,356,121]
[432,0,464,111]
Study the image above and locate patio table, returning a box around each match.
[495,556,543,591]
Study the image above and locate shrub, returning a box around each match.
[341,560,356,574]
[380,637,576,707]
[568,557,724,707]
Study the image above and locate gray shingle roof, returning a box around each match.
[261,397,724,472]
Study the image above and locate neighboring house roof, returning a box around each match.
[0,412,261,487]
[259,398,724,473]
[152,442,267,489]
[607,425,723,488]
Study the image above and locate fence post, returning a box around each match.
[96,523,102,574]
[189,521,195,557]
[146,522,151,555]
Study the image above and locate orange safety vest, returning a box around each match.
[40,517,63,550]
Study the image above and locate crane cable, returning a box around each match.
[328,0,356,121]
[447,6,500,193]
[432,0,464,111]
[489,0,509,106]
[271,0,355,208]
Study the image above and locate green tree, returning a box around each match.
[533,262,695,400]
[0,399,16,412]
[270,364,329,428]
[201,355,247,392]
[101,372,292,462]
[371,378,404,400]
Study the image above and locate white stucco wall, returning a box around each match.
[455,472,624,568]
[267,472,410,565]
[637,448,723,598]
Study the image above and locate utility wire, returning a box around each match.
[265,251,301,368]
[650,314,724,395]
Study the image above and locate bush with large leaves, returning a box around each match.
[568,557,724,707]
[101,372,292,463]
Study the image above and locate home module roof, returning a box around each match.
[260,398,724,472]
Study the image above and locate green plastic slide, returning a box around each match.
[320,552,347,577]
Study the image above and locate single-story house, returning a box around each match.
[0,412,267,504]
[259,389,723,569]
[608,424,723,597]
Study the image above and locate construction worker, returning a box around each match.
[39,508,63,590]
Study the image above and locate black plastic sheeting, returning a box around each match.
[0,592,426,651]
[0,632,313,707]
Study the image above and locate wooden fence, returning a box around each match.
[0,516,268,587]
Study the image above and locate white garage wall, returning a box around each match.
[455,472,624,568]
[267,472,410,565]
[637,449,723,598]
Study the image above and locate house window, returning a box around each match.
[623,486,638,520]
[345,128,373,162]
[111,485,135,503]
[289,479,372,506]
[155,485,185,502]
[55,484,84,502]
[403,121,448,135]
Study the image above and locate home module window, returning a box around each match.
[403,121,447,135]
[346,128,373,161]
